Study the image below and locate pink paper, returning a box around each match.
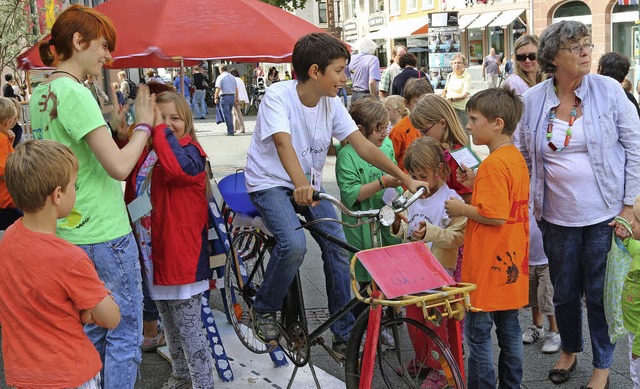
[356,241,455,299]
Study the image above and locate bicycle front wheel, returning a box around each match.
[345,308,465,389]
[223,230,276,354]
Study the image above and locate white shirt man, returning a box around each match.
[379,45,407,98]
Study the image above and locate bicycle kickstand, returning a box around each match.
[286,360,322,389]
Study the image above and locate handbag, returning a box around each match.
[604,216,634,343]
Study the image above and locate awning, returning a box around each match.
[366,18,429,40]
[467,11,500,29]
[489,9,525,28]
[458,13,479,30]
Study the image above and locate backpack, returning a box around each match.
[126,79,138,100]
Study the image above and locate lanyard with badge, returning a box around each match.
[300,97,325,191]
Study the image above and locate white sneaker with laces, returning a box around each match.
[522,325,545,344]
[541,331,561,353]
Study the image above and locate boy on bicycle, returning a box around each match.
[445,88,529,388]
[244,32,424,353]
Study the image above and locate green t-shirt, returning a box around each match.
[335,137,402,281]
[30,78,131,244]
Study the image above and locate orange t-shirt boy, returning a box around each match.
[0,140,121,388]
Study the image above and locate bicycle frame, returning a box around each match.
[223,188,476,388]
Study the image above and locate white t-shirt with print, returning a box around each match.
[245,80,358,192]
[406,184,462,249]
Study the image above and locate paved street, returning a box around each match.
[0,109,633,388]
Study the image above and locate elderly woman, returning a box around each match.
[441,53,471,129]
[518,21,640,389]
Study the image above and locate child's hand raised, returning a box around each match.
[457,164,475,188]
[391,213,407,234]
[5,130,15,144]
[411,221,427,241]
[134,85,156,127]
[445,197,466,217]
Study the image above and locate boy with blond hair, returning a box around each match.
[0,96,18,231]
[445,87,529,388]
[387,77,434,173]
[0,140,121,388]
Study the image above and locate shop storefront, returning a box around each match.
[369,17,429,68]
[459,8,526,65]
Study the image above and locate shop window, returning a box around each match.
[390,0,400,15]
[467,29,483,66]
[612,3,639,70]
[369,0,380,13]
[318,1,327,23]
[489,26,505,62]
[553,1,592,25]
[407,0,418,13]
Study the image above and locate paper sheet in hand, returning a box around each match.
[355,241,455,298]
[449,146,482,170]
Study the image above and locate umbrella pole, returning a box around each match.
[180,59,184,95]
[26,71,32,97]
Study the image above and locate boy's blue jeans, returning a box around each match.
[465,309,522,389]
[79,233,143,389]
[249,186,355,342]
[538,218,616,369]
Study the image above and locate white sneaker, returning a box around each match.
[522,325,545,344]
[160,375,192,389]
[541,331,561,354]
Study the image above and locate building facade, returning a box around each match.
[534,1,638,76]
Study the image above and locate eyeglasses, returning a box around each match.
[560,43,594,55]
[419,122,437,136]
[515,53,536,62]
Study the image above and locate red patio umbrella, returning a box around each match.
[18,0,327,69]
[17,39,198,70]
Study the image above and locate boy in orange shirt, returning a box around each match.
[387,78,433,172]
[0,140,121,388]
[445,87,529,389]
[0,97,18,231]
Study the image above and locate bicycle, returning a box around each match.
[221,183,476,389]
[242,81,266,115]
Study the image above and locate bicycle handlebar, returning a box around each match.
[314,187,427,220]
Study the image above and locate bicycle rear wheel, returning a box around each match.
[223,230,276,354]
[345,308,465,389]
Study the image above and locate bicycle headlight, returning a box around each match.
[379,205,395,227]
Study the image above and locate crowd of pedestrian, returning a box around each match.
[2,4,640,389]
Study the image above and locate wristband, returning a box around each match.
[133,123,152,136]
[378,176,385,189]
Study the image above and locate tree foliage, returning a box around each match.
[0,0,45,78]
[260,0,307,11]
